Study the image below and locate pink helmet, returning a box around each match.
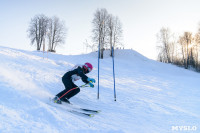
[84,62,93,72]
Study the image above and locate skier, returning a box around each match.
[53,62,95,104]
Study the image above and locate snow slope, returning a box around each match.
[0,46,199,133]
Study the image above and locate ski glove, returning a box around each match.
[89,82,94,88]
[87,78,96,83]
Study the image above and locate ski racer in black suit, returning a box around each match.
[53,62,95,104]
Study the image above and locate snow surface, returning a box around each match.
[0,46,199,133]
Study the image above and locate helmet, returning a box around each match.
[83,62,93,72]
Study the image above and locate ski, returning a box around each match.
[56,98,101,114]
[62,102,101,114]
[64,103,100,113]
[48,97,97,117]
[79,108,100,113]
[69,110,94,117]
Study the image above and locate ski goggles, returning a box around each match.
[84,64,92,72]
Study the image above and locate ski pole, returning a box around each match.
[112,46,116,101]
[57,83,90,101]
[98,42,100,99]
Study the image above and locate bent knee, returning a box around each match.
[76,88,80,93]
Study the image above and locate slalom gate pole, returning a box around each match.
[97,42,100,99]
[112,46,116,101]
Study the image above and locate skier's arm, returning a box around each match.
[77,67,89,83]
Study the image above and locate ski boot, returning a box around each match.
[61,98,71,104]
[53,96,62,104]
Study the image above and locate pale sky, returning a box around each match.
[1,0,200,59]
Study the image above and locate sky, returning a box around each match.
[1,0,200,60]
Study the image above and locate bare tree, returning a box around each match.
[193,33,200,70]
[179,36,187,67]
[28,14,48,50]
[179,32,193,69]
[92,8,108,59]
[157,23,200,72]
[157,27,172,63]
[47,16,67,52]
[107,14,123,56]
[92,8,123,58]
[184,32,193,69]
[170,35,177,63]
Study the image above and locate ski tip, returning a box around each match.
[89,114,95,117]
[94,110,101,113]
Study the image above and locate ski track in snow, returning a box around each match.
[0,46,200,133]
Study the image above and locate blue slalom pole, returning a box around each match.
[97,43,100,99]
[112,46,116,101]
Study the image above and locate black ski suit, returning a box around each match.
[56,66,89,100]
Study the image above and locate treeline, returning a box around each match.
[157,27,200,71]
[27,8,123,56]
[27,14,67,52]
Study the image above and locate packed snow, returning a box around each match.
[0,46,199,133]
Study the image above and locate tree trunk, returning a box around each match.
[101,48,104,59]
